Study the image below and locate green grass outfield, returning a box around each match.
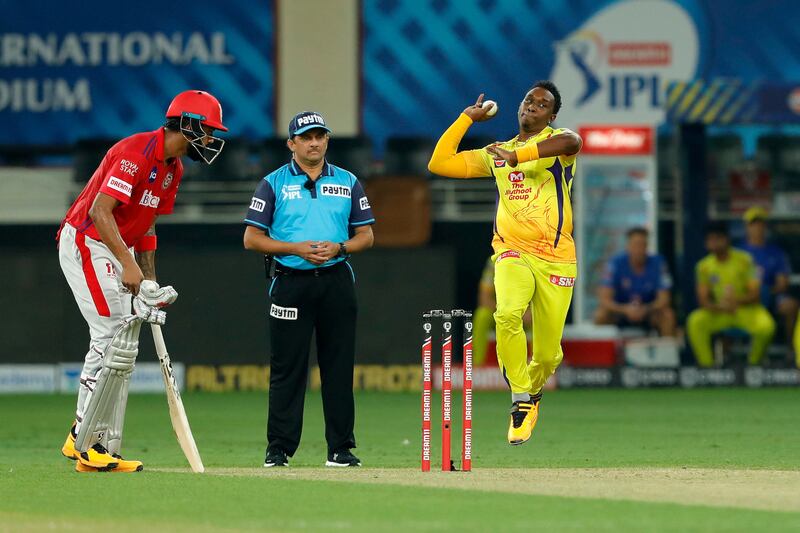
[1,389,799,531]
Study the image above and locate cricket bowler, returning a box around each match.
[428,81,581,445]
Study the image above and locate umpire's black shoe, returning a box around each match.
[263,448,289,468]
[326,449,361,467]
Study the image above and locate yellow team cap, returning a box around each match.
[743,206,769,223]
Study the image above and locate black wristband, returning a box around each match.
[338,242,348,257]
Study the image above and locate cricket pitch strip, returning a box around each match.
[155,467,800,513]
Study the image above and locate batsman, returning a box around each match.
[57,90,227,472]
[429,81,581,445]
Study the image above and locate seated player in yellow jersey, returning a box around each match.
[428,81,581,446]
[687,222,775,367]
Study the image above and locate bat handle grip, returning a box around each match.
[151,324,168,358]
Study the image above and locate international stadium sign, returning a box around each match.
[0,1,274,144]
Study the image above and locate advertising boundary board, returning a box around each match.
[181,364,800,392]
[3,364,797,393]
[0,363,184,393]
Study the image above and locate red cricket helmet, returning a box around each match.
[166,90,228,132]
[166,90,227,164]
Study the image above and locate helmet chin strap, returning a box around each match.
[179,114,225,165]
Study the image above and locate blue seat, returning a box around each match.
[712,328,750,366]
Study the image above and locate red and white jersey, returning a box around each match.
[62,128,184,247]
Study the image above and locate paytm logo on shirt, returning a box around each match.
[250,197,266,212]
[139,189,161,209]
[321,184,351,198]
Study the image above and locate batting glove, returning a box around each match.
[133,297,167,325]
[138,280,179,308]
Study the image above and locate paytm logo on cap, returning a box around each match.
[297,114,324,127]
[289,111,331,136]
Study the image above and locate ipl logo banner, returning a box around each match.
[550,0,699,127]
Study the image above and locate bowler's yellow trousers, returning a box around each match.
[493,250,575,395]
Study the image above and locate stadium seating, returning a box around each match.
[383,136,437,176]
[187,137,254,181]
[259,137,292,175]
[363,175,431,247]
[0,145,72,166]
[459,136,496,151]
[326,136,374,179]
[707,134,744,182]
[757,134,800,188]
[712,328,751,367]
[72,138,116,182]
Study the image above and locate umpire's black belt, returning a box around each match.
[275,262,346,277]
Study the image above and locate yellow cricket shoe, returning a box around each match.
[75,456,142,473]
[76,443,119,470]
[111,454,144,473]
[507,400,539,445]
[75,461,114,473]
[61,423,78,460]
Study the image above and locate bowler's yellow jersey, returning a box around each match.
[471,127,578,263]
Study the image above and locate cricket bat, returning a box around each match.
[151,324,205,473]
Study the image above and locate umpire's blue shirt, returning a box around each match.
[244,159,375,270]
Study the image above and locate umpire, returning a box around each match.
[243,111,375,468]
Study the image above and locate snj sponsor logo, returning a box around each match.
[549,275,575,287]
